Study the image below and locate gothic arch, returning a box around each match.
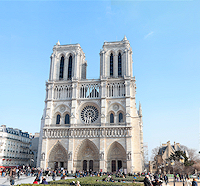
[74,139,99,171]
[118,52,122,77]
[107,111,115,123]
[48,141,68,169]
[53,111,62,125]
[117,110,125,123]
[107,141,127,172]
[57,52,66,59]
[64,113,70,124]
[66,52,75,59]
[108,102,125,111]
[54,104,71,113]
[107,50,116,56]
[117,50,123,55]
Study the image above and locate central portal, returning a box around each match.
[74,139,99,171]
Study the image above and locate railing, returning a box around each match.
[53,84,72,100]
[43,125,132,139]
[44,122,130,128]
[79,82,101,99]
[52,80,127,100]
[107,82,126,97]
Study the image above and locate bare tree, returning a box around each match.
[181,145,200,162]
[151,146,160,161]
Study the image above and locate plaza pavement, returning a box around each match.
[164,177,200,186]
[0,175,200,186]
[0,175,74,186]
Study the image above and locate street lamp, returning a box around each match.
[179,155,185,186]
[171,160,175,186]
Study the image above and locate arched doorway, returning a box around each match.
[83,160,87,171]
[74,139,99,171]
[107,141,127,172]
[89,160,93,171]
[48,141,68,169]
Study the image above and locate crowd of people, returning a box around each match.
[0,166,199,186]
[144,173,199,186]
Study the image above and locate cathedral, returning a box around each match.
[37,36,144,173]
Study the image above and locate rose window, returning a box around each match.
[81,105,99,124]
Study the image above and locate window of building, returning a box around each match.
[59,56,64,79]
[65,114,70,124]
[110,113,114,123]
[56,114,61,124]
[68,55,72,80]
[110,53,113,76]
[118,53,122,76]
[119,113,123,123]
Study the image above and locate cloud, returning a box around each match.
[144,31,154,39]
[106,6,115,16]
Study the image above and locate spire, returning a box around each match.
[122,35,127,41]
[56,40,60,46]
[138,102,142,116]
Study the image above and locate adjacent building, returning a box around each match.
[0,125,33,168]
[149,141,188,173]
[30,133,40,167]
[37,37,144,173]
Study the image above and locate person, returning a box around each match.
[17,170,20,180]
[144,175,152,186]
[41,177,48,184]
[52,170,56,181]
[164,175,168,184]
[33,178,39,184]
[192,179,198,186]
[38,171,42,182]
[9,168,15,186]
[76,181,81,186]
[70,181,76,185]
[152,175,162,186]
[185,178,192,186]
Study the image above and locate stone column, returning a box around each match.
[68,138,74,172]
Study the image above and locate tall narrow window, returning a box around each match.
[65,114,70,124]
[68,55,72,80]
[59,56,64,79]
[118,53,122,76]
[110,113,114,123]
[119,113,123,123]
[56,114,61,124]
[110,53,113,76]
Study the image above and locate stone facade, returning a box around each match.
[37,37,144,173]
[0,125,33,167]
[30,133,40,167]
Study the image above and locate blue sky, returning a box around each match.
[0,0,199,157]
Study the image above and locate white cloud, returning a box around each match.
[144,31,154,39]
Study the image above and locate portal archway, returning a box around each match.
[48,141,68,169]
[74,139,99,171]
[107,141,127,172]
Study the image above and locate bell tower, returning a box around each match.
[100,36,133,79]
[49,41,87,81]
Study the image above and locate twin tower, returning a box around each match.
[37,36,144,173]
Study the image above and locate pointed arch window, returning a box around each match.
[68,55,72,80]
[110,113,114,123]
[56,114,61,124]
[59,56,64,79]
[118,53,122,76]
[110,53,113,77]
[119,113,123,123]
[65,114,70,124]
